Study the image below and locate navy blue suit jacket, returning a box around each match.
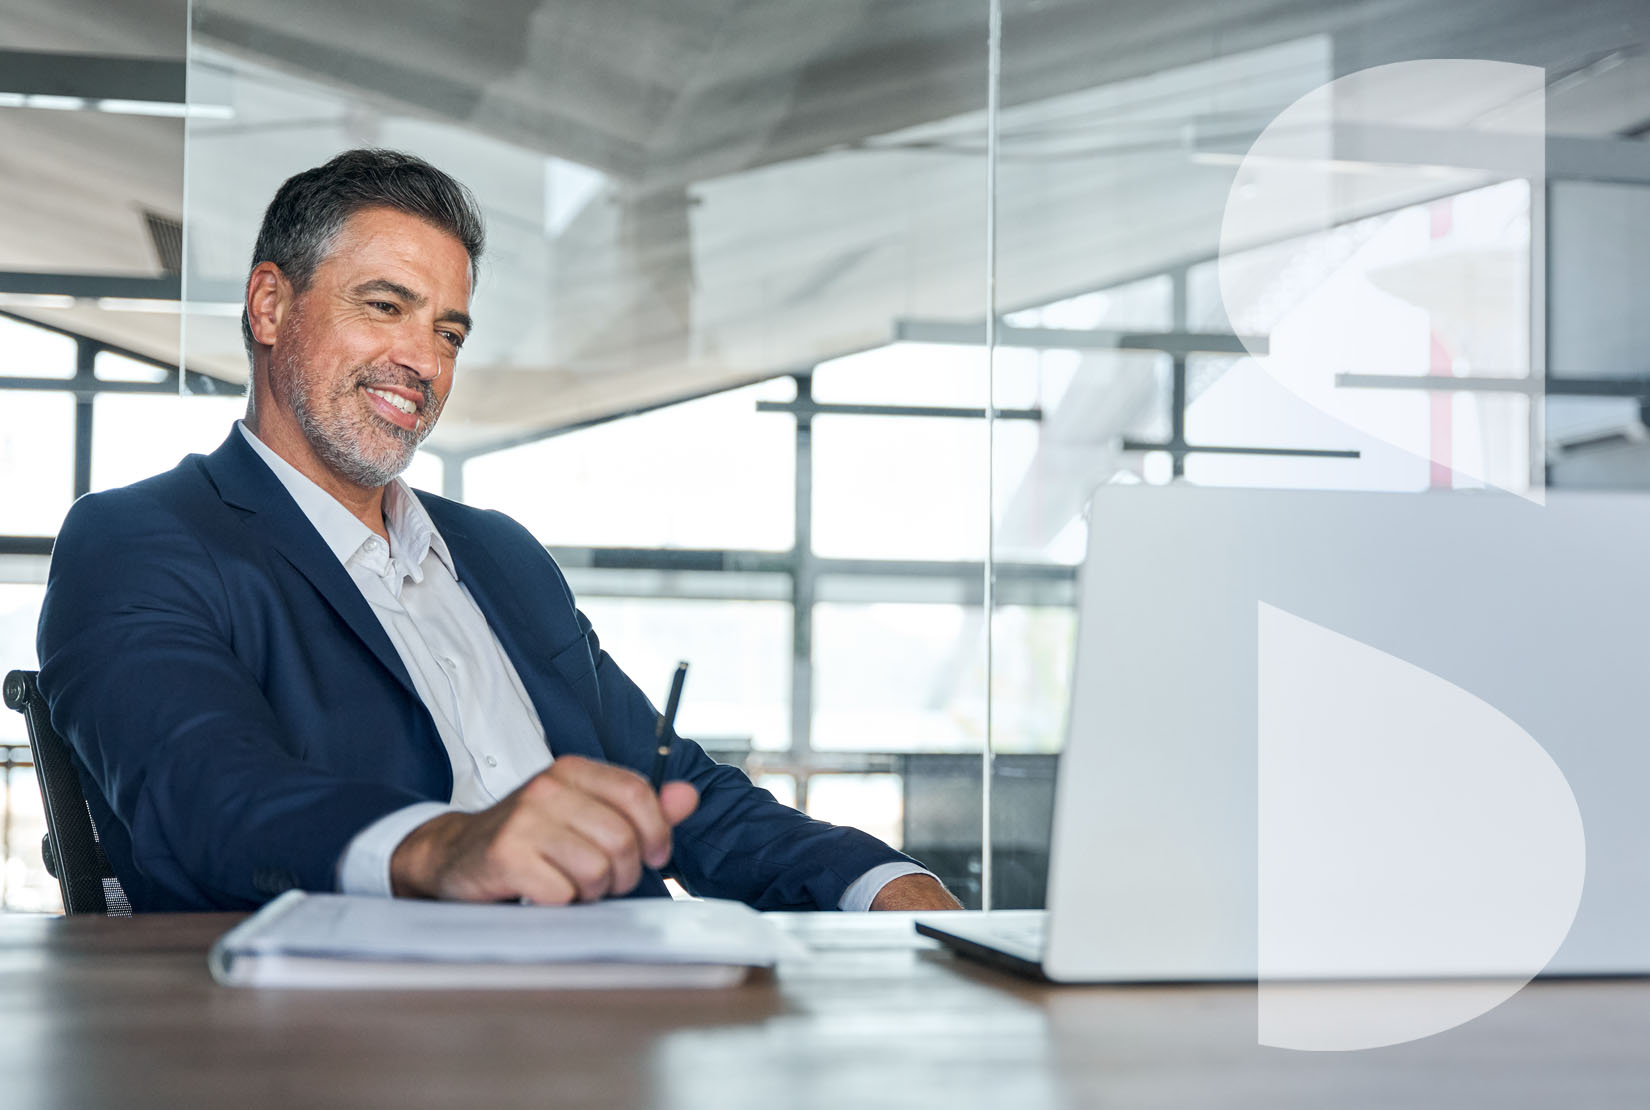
[36,429,912,912]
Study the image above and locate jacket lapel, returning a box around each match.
[425,502,608,761]
[201,427,605,761]
[202,429,419,699]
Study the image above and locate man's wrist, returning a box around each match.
[839,861,955,911]
[389,811,470,898]
[337,801,460,897]
[869,873,963,912]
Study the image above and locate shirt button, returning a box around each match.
[485,755,498,768]
[441,656,457,670]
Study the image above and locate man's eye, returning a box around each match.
[369,301,398,314]
[440,331,465,350]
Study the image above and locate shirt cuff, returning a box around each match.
[837,861,935,912]
[336,801,461,897]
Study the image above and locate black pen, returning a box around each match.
[650,662,689,790]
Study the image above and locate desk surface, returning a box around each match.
[2,911,1648,1109]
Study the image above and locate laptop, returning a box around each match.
[918,485,1650,983]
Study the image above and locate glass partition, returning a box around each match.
[981,0,1650,1051]
[183,0,992,903]
[985,0,1560,917]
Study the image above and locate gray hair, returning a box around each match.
[240,148,485,362]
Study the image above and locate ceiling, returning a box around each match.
[3,0,1650,453]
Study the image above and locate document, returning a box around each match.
[209,891,808,989]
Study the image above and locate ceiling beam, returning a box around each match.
[0,272,178,299]
[0,272,246,304]
[0,49,185,103]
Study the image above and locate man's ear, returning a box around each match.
[245,262,290,347]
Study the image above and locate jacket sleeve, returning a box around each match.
[500,521,921,911]
[594,611,920,910]
[36,487,432,909]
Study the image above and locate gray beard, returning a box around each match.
[288,366,435,489]
[301,402,416,488]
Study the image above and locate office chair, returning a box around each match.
[3,670,130,915]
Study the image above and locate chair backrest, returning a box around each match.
[3,670,130,916]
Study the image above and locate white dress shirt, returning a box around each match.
[236,424,925,909]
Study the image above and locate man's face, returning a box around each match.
[267,206,473,490]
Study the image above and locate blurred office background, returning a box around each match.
[4,0,1649,912]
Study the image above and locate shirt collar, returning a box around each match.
[235,421,456,580]
[382,479,457,580]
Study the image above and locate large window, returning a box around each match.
[90,390,247,491]
[0,393,75,535]
[0,316,75,380]
[812,416,987,561]
[464,380,797,551]
[575,597,792,753]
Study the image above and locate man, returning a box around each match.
[37,149,959,914]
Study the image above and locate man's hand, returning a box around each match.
[870,873,964,911]
[390,755,699,903]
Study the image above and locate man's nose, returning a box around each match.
[393,330,442,381]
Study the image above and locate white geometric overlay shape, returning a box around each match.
[1258,603,1585,1051]
[1218,61,1546,500]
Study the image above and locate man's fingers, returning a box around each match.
[399,760,702,905]
[659,781,700,827]
[538,787,645,896]
[529,826,620,903]
[468,821,621,906]
[481,805,624,904]
[542,756,675,864]
[511,860,580,907]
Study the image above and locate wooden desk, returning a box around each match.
[2,911,1647,1109]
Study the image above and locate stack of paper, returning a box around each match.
[209,892,807,989]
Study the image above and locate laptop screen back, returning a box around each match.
[1042,485,1650,982]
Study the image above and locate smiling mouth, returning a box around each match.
[364,386,418,415]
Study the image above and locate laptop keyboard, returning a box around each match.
[995,917,1047,947]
